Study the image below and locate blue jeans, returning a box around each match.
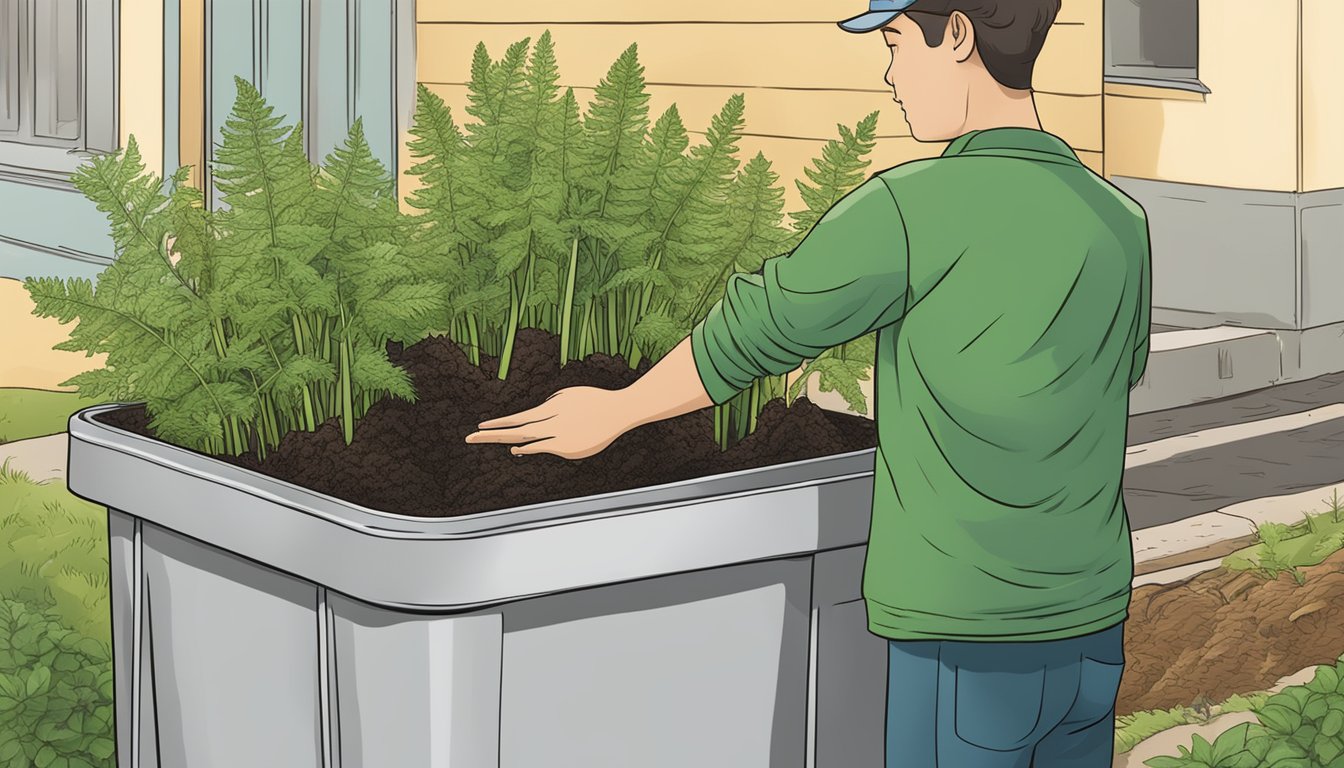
[885,621,1125,767]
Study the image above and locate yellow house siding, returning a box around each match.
[1103,0,1299,191]
[179,0,207,189]
[119,0,164,176]
[1302,0,1344,192]
[415,3,1102,210]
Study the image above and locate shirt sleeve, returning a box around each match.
[1129,217,1152,391]
[690,176,910,406]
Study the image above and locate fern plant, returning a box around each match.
[406,34,884,451]
[27,77,443,457]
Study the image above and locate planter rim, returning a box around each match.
[72,403,878,608]
[70,403,877,540]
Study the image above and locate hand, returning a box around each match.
[463,386,637,460]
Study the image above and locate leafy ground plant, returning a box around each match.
[0,455,115,767]
[0,595,113,768]
[24,78,444,458]
[1115,693,1272,755]
[1144,655,1344,767]
[405,32,886,450]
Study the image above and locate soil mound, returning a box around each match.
[1120,549,1344,715]
[93,328,877,517]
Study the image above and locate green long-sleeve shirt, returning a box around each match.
[691,127,1152,642]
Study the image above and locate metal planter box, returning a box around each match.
[68,404,887,768]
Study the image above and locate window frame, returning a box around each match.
[0,0,118,183]
[1103,0,1210,95]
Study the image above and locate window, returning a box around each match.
[0,0,117,179]
[1104,0,1208,93]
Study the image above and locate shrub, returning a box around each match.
[0,596,114,768]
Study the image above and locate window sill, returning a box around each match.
[1104,76,1211,101]
[0,142,107,189]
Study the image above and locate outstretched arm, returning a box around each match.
[465,176,909,459]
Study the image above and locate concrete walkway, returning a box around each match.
[0,432,68,483]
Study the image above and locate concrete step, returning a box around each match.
[1129,326,1283,414]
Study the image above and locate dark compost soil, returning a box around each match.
[93,328,877,517]
[1118,549,1344,715]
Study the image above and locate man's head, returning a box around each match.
[839,0,1061,141]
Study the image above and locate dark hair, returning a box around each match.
[903,0,1061,90]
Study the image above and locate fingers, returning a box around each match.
[508,438,563,457]
[475,403,555,430]
[464,426,550,444]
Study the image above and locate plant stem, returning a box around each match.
[579,301,594,359]
[291,314,318,431]
[605,293,618,358]
[560,236,579,365]
[748,379,761,433]
[337,307,356,446]
[466,313,481,366]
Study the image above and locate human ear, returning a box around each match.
[949,10,976,63]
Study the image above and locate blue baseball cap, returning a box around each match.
[838,0,918,33]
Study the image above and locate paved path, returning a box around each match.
[1123,372,1344,530]
[0,432,67,482]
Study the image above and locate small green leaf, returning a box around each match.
[26,666,51,696]
[88,737,115,759]
[1259,703,1303,735]
[1323,709,1344,737]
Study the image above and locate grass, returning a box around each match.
[1115,692,1273,754]
[1220,489,1344,583]
[0,455,111,645]
[0,387,112,445]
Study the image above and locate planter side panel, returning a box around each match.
[329,596,503,767]
[499,557,813,768]
[108,510,160,768]
[141,524,323,767]
[811,546,886,767]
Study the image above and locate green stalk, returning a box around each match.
[560,236,579,365]
[498,274,522,380]
[291,314,318,431]
[466,313,481,366]
[337,304,356,446]
[605,293,618,357]
[579,301,595,359]
[747,379,761,433]
[714,404,726,451]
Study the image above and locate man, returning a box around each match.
[465,0,1152,764]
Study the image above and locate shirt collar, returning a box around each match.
[941,127,1081,164]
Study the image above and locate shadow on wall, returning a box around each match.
[0,277,103,390]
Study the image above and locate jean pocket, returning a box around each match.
[952,662,1048,751]
[1065,657,1125,729]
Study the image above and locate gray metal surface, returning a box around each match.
[500,558,813,768]
[140,525,323,768]
[330,597,502,767]
[68,404,876,610]
[75,403,885,767]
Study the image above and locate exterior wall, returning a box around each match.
[121,0,165,177]
[410,0,1103,212]
[1103,0,1344,335]
[1302,0,1344,192]
[1103,0,1300,191]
